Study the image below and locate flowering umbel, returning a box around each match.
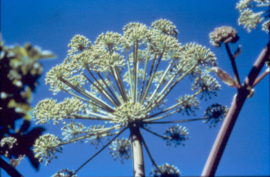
[236,0,270,33]
[33,19,221,175]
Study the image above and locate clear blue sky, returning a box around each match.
[2,0,269,176]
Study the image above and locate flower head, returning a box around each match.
[210,26,239,47]
[236,0,269,33]
[33,134,62,166]
[150,163,181,177]
[204,103,228,128]
[68,35,91,54]
[177,95,200,116]
[192,74,221,101]
[0,137,17,149]
[164,125,189,147]
[109,138,132,163]
[152,19,179,37]
[52,169,77,177]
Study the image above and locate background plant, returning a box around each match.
[0,38,55,176]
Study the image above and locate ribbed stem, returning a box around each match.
[130,125,145,177]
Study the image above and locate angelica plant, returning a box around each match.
[33,19,225,176]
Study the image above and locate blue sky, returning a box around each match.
[1,0,269,176]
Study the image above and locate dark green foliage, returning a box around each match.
[0,39,55,173]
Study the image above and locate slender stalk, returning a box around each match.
[60,77,115,113]
[147,64,195,111]
[140,55,158,103]
[147,91,201,118]
[97,72,121,106]
[72,114,113,121]
[141,52,164,103]
[225,43,241,87]
[60,126,119,145]
[147,60,174,104]
[73,127,127,175]
[249,4,270,8]
[133,40,138,103]
[141,127,169,139]
[202,41,270,176]
[62,88,104,110]
[144,117,210,124]
[104,72,124,104]
[126,49,134,102]
[139,45,151,101]
[130,125,145,177]
[140,134,163,174]
[86,67,119,107]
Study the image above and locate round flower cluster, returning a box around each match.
[192,74,221,101]
[209,26,239,47]
[52,169,77,177]
[109,138,132,163]
[177,95,200,116]
[113,102,147,126]
[164,125,189,147]
[33,134,62,166]
[150,163,181,177]
[236,0,270,33]
[204,103,228,128]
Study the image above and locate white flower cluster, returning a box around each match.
[34,19,220,167]
[34,98,87,124]
[150,163,181,177]
[236,0,270,32]
[209,26,239,47]
[33,134,62,166]
[109,138,132,163]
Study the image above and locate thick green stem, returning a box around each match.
[130,125,145,177]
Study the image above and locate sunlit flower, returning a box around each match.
[52,169,77,177]
[150,163,181,177]
[209,26,239,47]
[152,19,179,37]
[239,9,264,32]
[33,134,62,166]
[262,19,270,33]
[68,35,91,54]
[0,137,17,149]
[61,122,87,140]
[109,138,132,163]
[236,0,269,33]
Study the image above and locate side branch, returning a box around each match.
[202,41,270,176]
[0,157,23,177]
[225,43,241,86]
